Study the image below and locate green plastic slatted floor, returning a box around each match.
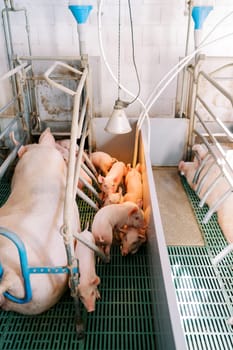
[0,182,156,350]
[168,176,233,349]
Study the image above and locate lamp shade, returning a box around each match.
[105,102,132,134]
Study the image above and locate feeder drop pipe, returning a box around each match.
[179,0,193,118]
[77,24,87,56]
[194,29,202,50]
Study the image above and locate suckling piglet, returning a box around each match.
[91,201,146,262]
[98,161,127,196]
[74,229,101,312]
[90,151,117,175]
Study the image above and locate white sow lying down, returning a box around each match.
[179,143,233,243]
[0,128,80,314]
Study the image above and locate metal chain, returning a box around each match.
[117,0,121,100]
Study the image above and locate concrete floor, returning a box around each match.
[152,166,204,246]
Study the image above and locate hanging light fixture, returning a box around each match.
[105,0,139,134]
[105,99,131,134]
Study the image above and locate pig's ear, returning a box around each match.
[98,175,104,184]
[91,276,100,286]
[126,163,131,171]
[128,207,138,216]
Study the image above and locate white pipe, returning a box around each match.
[132,32,233,166]
[0,62,28,82]
[212,243,233,265]
[76,189,99,210]
[81,163,99,187]
[137,31,233,131]
[200,9,233,46]
[98,1,233,165]
[77,24,87,56]
[136,8,233,130]
[44,61,83,96]
[73,231,107,260]
[179,1,193,118]
[194,29,203,50]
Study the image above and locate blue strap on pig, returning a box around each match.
[0,227,78,304]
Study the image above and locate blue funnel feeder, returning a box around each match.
[68,5,93,24]
[192,6,213,30]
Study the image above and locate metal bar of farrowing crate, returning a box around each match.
[198,70,233,107]
[0,132,27,180]
[0,62,29,82]
[197,93,233,142]
[0,117,18,141]
[44,61,89,305]
[17,55,83,61]
[194,126,233,189]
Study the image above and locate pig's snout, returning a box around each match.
[121,250,128,256]
[87,307,95,313]
[121,246,128,256]
[84,300,96,313]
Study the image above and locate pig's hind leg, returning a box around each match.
[0,270,22,309]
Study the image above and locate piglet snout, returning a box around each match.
[120,245,129,256]
[87,307,95,313]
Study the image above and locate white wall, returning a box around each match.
[0,0,233,119]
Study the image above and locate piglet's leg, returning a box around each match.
[104,245,111,263]
[73,295,85,339]
[0,271,20,307]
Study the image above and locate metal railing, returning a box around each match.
[0,63,29,179]
[188,61,233,265]
[43,60,103,304]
